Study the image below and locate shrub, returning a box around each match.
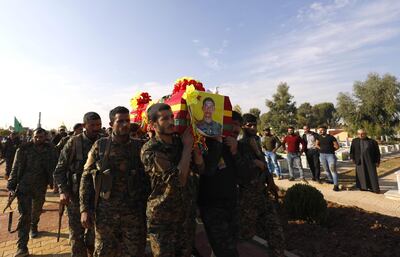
[284,183,327,224]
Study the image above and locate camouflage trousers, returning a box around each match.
[199,204,239,257]
[147,221,192,257]
[16,184,47,249]
[67,198,94,257]
[238,183,285,257]
[94,206,146,257]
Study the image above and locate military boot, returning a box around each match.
[13,247,29,257]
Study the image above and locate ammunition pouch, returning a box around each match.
[71,172,82,196]
[100,169,113,200]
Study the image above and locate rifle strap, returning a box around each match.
[75,134,83,161]
[68,134,84,164]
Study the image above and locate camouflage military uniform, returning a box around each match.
[141,135,196,257]
[238,136,285,257]
[3,136,21,177]
[7,142,57,250]
[54,133,101,257]
[80,136,148,257]
[197,120,223,137]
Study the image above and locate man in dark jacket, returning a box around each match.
[350,129,381,193]
[198,111,256,257]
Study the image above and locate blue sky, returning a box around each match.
[1,0,400,129]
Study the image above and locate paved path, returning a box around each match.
[275,154,400,218]
[0,163,70,257]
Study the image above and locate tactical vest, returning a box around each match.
[68,134,85,196]
[94,137,149,207]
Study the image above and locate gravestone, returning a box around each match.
[384,171,400,201]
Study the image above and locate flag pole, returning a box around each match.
[38,112,42,128]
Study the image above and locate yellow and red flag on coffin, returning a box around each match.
[158,77,205,134]
[130,92,152,125]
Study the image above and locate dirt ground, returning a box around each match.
[281,202,400,257]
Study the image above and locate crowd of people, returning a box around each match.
[0,104,382,257]
[260,125,381,193]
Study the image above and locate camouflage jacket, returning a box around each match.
[141,135,199,224]
[54,132,101,197]
[7,142,57,192]
[80,135,147,214]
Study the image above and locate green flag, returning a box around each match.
[14,117,23,133]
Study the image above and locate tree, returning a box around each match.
[296,102,314,127]
[312,102,338,128]
[233,104,242,114]
[336,73,400,137]
[263,82,297,136]
[249,108,261,119]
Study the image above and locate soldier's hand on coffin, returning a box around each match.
[223,136,238,155]
[59,193,70,205]
[4,175,9,180]
[81,211,92,229]
[182,128,194,149]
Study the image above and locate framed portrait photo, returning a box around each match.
[189,91,226,137]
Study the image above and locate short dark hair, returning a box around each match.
[73,123,83,130]
[287,126,295,130]
[34,128,46,134]
[318,125,327,130]
[109,106,129,122]
[232,111,243,125]
[147,103,172,123]
[242,113,257,124]
[203,97,215,107]
[83,112,101,123]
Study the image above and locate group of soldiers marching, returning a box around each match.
[2,104,285,257]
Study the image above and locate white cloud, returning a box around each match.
[298,0,354,22]
[227,0,400,112]
[194,39,229,71]
[198,47,210,58]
